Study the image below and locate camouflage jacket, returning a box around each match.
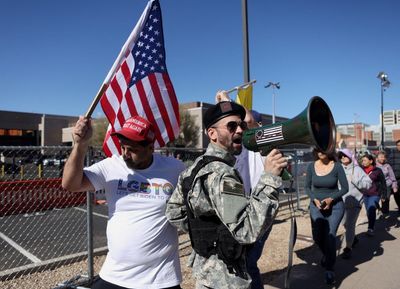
[166,143,282,289]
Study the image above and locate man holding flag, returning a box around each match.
[63,1,184,288]
[63,115,184,289]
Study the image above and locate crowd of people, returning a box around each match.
[62,95,400,289]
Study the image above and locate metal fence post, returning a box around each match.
[86,147,94,283]
[294,151,300,210]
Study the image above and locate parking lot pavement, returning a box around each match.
[0,205,108,274]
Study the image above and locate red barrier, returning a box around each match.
[0,178,86,216]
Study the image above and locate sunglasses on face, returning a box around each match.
[214,120,248,133]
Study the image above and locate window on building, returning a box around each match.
[8,129,23,136]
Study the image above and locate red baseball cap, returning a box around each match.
[111,116,155,143]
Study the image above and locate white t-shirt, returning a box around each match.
[235,147,265,196]
[84,154,185,289]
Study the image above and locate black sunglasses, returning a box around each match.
[213,120,248,133]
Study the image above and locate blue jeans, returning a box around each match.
[363,195,380,230]
[310,200,344,271]
[246,226,272,289]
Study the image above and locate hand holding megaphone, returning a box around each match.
[263,149,288,176]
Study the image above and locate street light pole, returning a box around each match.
[265,82,280,123]
[353,113,359,152]
[377,71,391,149]
[241,0,250,83]
[380,82,384,149]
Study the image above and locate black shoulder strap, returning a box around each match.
[182,155,230,207]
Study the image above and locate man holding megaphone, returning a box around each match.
[166,99,287,289]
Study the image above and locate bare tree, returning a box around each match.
[91,117,109,146]
[169,109,199,147]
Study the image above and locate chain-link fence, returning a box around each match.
[0,146,92,289]
[0,145,311,289]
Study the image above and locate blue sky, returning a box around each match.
[1,0,399,125]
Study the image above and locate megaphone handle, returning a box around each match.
[260,148,293,181]
[281,168,293,181]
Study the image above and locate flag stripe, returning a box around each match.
[148,73,175,141]
[124,89,139,120]
[100,94,117,129]
[142,76,168,143]
[137,79,166,147]
[163,74,179,124]
[161,73,180,135]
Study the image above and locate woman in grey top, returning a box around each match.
[376,151,398,217]
[305,149,348,285]
[338,149,371,259]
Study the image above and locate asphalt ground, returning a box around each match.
[0,204,108,274]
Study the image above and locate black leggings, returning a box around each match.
[381,189,400,214]
[91,277,182,289]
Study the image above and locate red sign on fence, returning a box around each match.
[0,178,86,216]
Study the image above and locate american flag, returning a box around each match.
[255,125,284,145]
[100,0,179,156]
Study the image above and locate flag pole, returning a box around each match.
[85,84,108,118]
[226,79,256,94]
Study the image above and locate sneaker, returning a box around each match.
[325,270,336,285]
[342,247,352,259]
[352,236,359,248]
[367,228,374,236]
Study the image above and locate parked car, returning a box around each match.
[17,156,34,165]
[43,158,65,166]
[33,155,45,166]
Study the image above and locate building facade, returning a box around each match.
[0,104,287,149]
[0,110,78,146]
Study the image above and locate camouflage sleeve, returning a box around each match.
[165,173,189,232]
[207,169,281,245]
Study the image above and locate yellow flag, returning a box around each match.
[235,85,253,109]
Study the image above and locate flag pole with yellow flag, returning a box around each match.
[235,84,253,110]
[222,79,256,109]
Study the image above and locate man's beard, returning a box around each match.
[123,158,139,169]
[123,155,153,170]
[231,144,242,155]
[219,134,243,155]
[231,135,243,155]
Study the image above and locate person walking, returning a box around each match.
[376,150,398,218]
[62,115,185,289]
[166,100,287,289]
[338,149,371,259]
[305,149,348,285]
[389,139,400,215]
[360,153,387,236]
